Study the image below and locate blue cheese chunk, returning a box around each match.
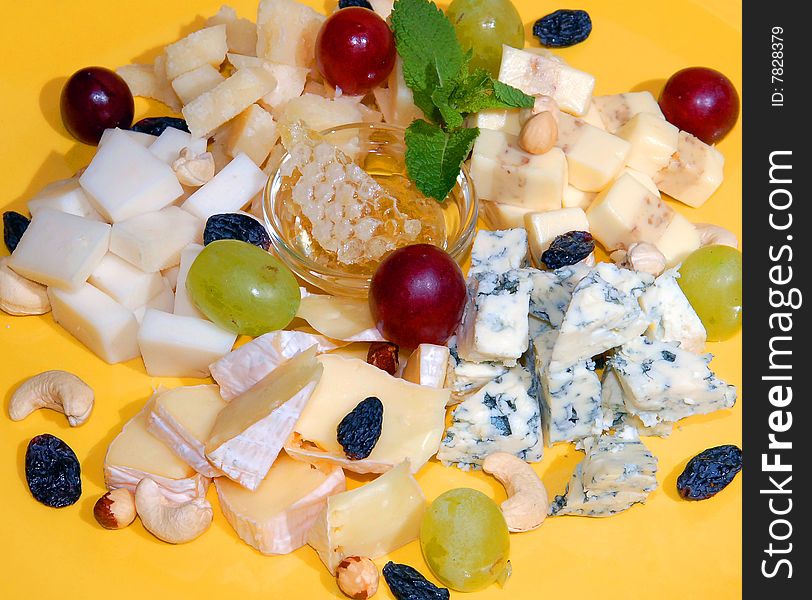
[534,329,602,445]
[600,368,673,437]
[469,228,528,278]
[438,366,543,470]
[446,339,509,404]
[638,268,707,353]
[456,270,532,365]
[528,264,590,328]
[550,429,658,517]
[608,336,737,427]
[551,262,652,366]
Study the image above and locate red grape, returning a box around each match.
[369,244,467,348]
[659,67,739,144]
[60,67,134,144]
[316,7,396,96]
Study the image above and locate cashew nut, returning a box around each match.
[482,452,548,532]
[172,147,215,187]
[694,223,739,249]
[0,257,50,316]
[9,370,94,426]
[611,242,667,276]
[135,478,213,544]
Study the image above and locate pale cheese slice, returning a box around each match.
[286,355,448,474]
[296,294,385,342]
[205,348,323,490]
[104,397,209,502]
[146,385,227,477]
[215,453,345,555]
[401,344,450,389]
[307,461,425,574]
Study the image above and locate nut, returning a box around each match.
[482,452,548,532]
[612,242,667,276]
[366,342,399,375]
[94,488,137,529]
[694,223,739,249]
[337,556,379,599]
[0,257,50,315]
[172,148,215,187]
[9,370,94,426]
[135,478,213,544]
[518,111,558,155]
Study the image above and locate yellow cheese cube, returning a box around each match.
[116,63,180,111]
[206,5,257,56]
[227,54,308,110]
[653,131,725,207]
[467,109,522,136]
[525,208,590,266]
[620,167,661,196]
[225,104,279,166]
[654,212,701,266]
[557,113,630,192]
[615,112,680,177]
[164,25,228,80]
[593,91,664,132]
[256,0,325,69]
[171,64,225,105]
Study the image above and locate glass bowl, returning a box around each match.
[263,122,478,297]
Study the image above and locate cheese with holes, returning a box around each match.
[256,0,325,69]
[182,153,268,220]
[27,178,105,221]
[402,344,449,389]
[206,348,322,489]
[89,253,164,310]
[296,294,385,342]
[164,25,228,80]
[9,209,110,290]
[216,454,345,555]
[225,104,279,166]
[525,208,591,268]
[307,461,425,574]
[593,91,664,132]
[104,398,209,502]
[286,354,447,473]
[615,113,680,177]
[556,113,630,192]
[146,385,227,477]
[653,131,725,208]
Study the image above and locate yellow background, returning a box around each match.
[0,1,741,598]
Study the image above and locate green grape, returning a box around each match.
[677,245,742,341]
[186,240,300,336]
[420,488,510,592]
[447,0,525,77]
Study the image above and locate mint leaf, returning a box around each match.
[493,81,536,109]
[405,120,479,201]
[391,0,465,120]
[431,85,464,130]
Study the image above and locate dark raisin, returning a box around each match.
[541,231,594,269]
[339,0,373,9]
[382,562,449,600]
[677,445,742,500]
[3,211,30,253]
[204,213,272,250]
[366,342,399,375]
[337,397,384,460]
[533,10,592,48]
[25,434,82,508]
[130,117,190,137]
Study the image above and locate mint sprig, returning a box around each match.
[391,0,534,202]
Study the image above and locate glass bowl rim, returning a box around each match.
[262,121,478,282]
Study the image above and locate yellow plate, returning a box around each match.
[0,1,741,598]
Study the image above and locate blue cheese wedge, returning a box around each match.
[638,268,706,353]
[534,329,602,445]
[600,368,674,437]
[438,366,543,470]
[550,428,658,517]
[528,264,590,328]
[469,228,528,278]
[551,263,652,366]
[446,338,509,404]
[608,336,737,428]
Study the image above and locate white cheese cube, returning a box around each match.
[256,0,325,69]
[224,104,279,166]
[206,5,257,56]
[182,67,277,139]
[27,178,105,222]
[98,127,157,148]
[498,46,594,116]
[162,266,179,291]
[620,167,661,196]
[593,91,664,132]
[402,344,450,389]
[164,25,228,80]
[48,283,140,364]
[79,128,184,222]
[586,173,674,252]
[386,56,424,127]
[182,153,267,220]
[653,131,724,207]
[525,208,590,268]
[89,253,165,310]
[133,279,175,324]
[170,64,226,105]
[579,102,606,130]
[556,113,630,192]
[480,200,535,230]
[149,127,207,165]
[562,185,596,210]
[467,108,522,136]
[9,209,110,290]
[469,228,528,277]
[639,268,706,352]
[653,212,701,266]
[470,129,566,209]
[615,112,680,177]
[172,243,205,318]
[137,309,237,377]
[369,0,394,19]
[110,206,203,272]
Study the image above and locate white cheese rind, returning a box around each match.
[401,344,450,389]
[638,268,706,353]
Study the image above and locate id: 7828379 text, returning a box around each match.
[771,26,784,106]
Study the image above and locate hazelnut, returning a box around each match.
[93,488,137,530]
[336,556,379,600]
[366,342,399,376]
[519,111,558,155]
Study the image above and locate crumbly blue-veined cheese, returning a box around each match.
[608,336,737,427]
[551,262,652,365]
[638,268,706,353]
[456,269,532,365]
[534,329,602,445]
[469,228,529,278]
[550,428,658,517]
[600,368,673,437]
[446,339,509,403]
[528,264,591,328]
[438,366,543,470]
